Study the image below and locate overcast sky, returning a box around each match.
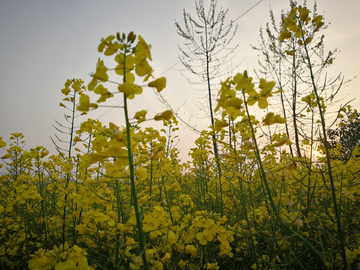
[1,0,359,163]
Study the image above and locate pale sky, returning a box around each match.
[1,0,359,163]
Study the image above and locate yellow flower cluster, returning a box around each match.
[1,101,360,270]
[279,5,324,42]
[28,243,92,270]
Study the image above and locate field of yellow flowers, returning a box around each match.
[1,4,360,270]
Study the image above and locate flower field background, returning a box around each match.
[1,3,360,270]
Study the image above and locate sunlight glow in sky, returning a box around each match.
[1,0,359,162]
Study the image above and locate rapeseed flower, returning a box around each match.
[133,110,147,123]
[185,245,197,257]
[148,77,166,92]
[262,112,286,125]
[94,84,113,103]
[88,58,108,90]
[118,82,143,99]
[76,94,98,112]
[98,35,123,55]
[154,110,173,121]
[213,118,229,131]
[0,137,6,148]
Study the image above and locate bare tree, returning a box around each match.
[175,0,238,157]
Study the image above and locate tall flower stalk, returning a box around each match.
[76,31,172,270]
[280,6,347,268]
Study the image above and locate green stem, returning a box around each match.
[37,157,48,248]
[122,50,149,270]
[61,88,77,250]
[299,20,347,269]
[114,178,121,269]
[242,88,327,269]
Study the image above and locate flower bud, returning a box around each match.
[244,70,248,78]
[127,31,136,43]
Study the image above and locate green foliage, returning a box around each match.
[328,107,360,160]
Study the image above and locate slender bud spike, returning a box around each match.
[127,31,134,43]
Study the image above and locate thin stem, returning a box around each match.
[62,89,77,250]
[299,20,347,269]
[122,49,149,270]
[242,87,327,269]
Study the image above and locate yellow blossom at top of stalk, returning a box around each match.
[131,35,153,81]
[246,78,276,109]
[279,5,324,42]
[233,72,255,94]
[88,58,109,90]
[98,35,124,56]
[135,35,152,62]
[72,79,85,92]
[298,5,311,24]
[61,80,71,96]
